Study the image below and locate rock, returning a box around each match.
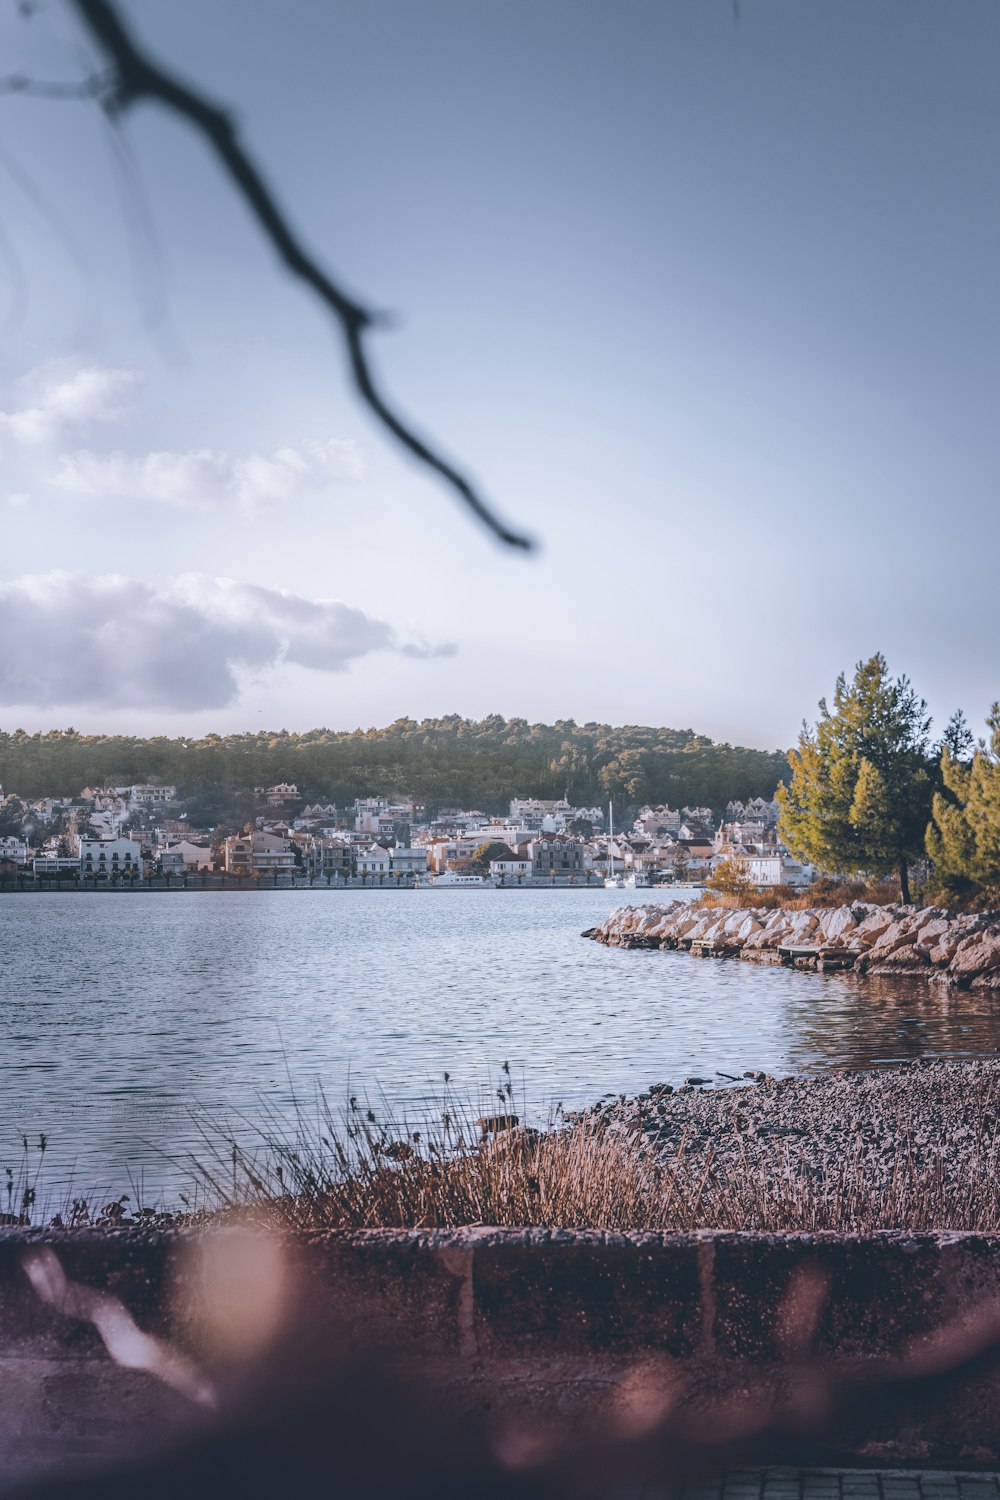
[818,906,859,946]
[910,915,951,957]
[586,899,1000,996]
[865,946,931,974]
[867,920,921,958]
[951,929,1000,980]
[855,909,898,945]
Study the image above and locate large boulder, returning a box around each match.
[854,908,899,946]
[681,913,715,944]
[950,928,1000,982]
[744,909,798,949]
[818,906,859,946]
[668,909,704,941]
[867,919,922,959]
[721,910,755,939]
[928,913,983,966]
[787,910,820,942]
[733,913,763,943]
[864,944,931,974]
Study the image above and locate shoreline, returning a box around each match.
[0,879,651,894]
[585,900,1000,988]
[569,1057,1000,1225]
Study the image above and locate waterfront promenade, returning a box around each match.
[649,1472,1000,1500]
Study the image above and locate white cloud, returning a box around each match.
[0,366,139,446]
[54,436,366,511]
[0,572,455,711]
[305,438,366,481]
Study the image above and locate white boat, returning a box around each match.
[604,802,624,888]
[429,871,486,888]
[624,870,650,888]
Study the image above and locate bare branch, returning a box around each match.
[67,0,533,552]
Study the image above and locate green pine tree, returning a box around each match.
[777,654,934,903]
[927,705,1000,892]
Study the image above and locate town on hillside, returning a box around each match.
[0,782,814,889]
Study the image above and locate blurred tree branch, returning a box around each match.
[15,0,534,551]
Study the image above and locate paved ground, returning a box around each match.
[609,1470,1000,1500]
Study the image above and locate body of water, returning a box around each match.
[3,887,1000,1202]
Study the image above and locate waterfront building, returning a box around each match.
[356,843,391,878]
[223,831,295,875]
[79,837,143,879]
[303,836,353,882]
[733,851,813,887]
[0,835,27,866]
[32,855,80,877]
[489,856,532,883]
[527,836,585,878]
[388,846,428,878]
[159,840,213,872]
[423,833,488,874]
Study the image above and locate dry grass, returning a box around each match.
[698,876,903,912]
[197,1096,1000,1235]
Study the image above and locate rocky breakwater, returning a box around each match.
[583,901,1000,987]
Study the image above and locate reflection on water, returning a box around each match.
[2,889,1000,1199]
[789,972,1000,1072]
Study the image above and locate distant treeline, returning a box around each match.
[0,718,791,819]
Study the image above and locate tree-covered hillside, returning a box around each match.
[0,718,790,816]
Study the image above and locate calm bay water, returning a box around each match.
[3,887,1000,1202]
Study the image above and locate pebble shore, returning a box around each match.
[570,1059,1000,1193]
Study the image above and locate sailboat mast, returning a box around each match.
[608,802,613,879]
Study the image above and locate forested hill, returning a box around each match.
[0,719,791,816]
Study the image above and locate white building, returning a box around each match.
[356,844,391,877]
[32,855,80,876]
[0,836,27,866]
[474,821,533,848]
[79,838,143,879]
[129,784,176,806]
[633,805,681,839]
[353,798,415,835]
[738,852,813,888]
[508,799,604,833]
[725,797,780,829]
[489,856,532,883]
[389,846,428,877]
[160,840,213,873]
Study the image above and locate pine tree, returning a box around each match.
[777,654,934,903]
[927,705,1000,891]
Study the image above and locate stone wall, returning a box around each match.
[585,903,1000,985]
[3,1228,1000,1487]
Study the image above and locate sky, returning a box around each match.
[0,0,997,751]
